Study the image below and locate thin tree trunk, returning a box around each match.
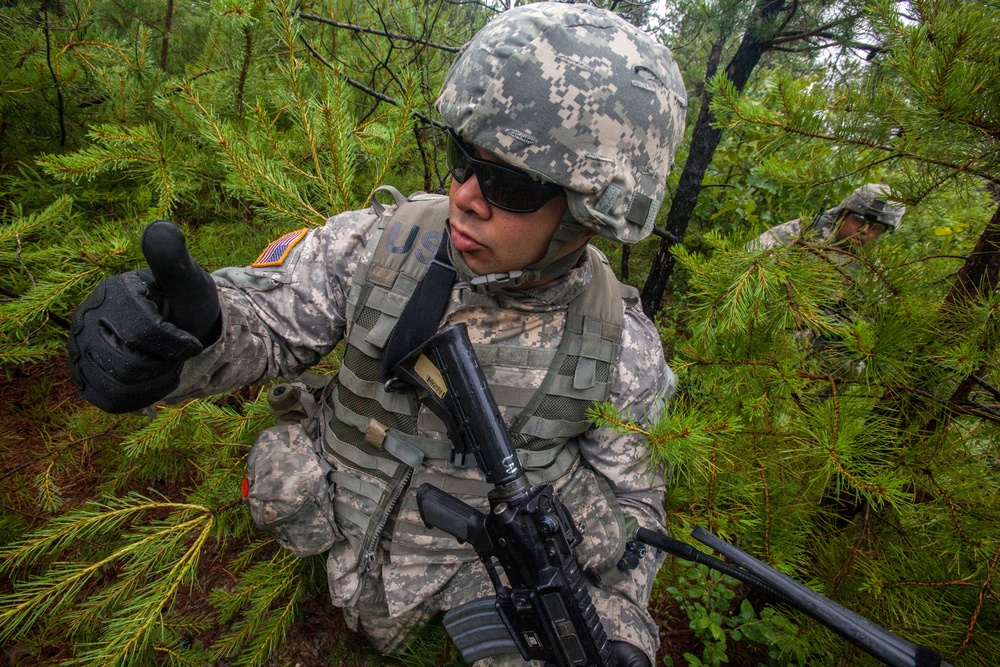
[875,203,1000,446]
[918,203,1000,433]
[414,121,433,192]
[640,0,787,317]
[236,26,253,114]
[43,5,66,147]
[160,0,174,71]
[944,203,1000,308]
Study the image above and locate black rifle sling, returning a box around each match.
[381,238,455,389]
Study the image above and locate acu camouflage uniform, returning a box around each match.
[752,210,841,250]
[170,3,685,662]
[752,184,906,250]
[168,201,675,660]
[749,185,906,365]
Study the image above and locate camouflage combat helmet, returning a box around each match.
[436,2,687,245]
[840,184,906,232]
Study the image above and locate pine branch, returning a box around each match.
[951,545,1000,660]
[179,85,326,225]
[356,94,418,202]
[297,12,462,53]
[38,124,187,216]
[0,495,218,649]
[72,516,215,667]
[298,35,446,130]
[588,400,740,480]
[0,420,125,483]
[716,78,1000,186]
[208,550,312,666]
[120,400,200,459]
[921,468,971,544]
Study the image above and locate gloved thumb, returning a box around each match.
[142,220,221,346]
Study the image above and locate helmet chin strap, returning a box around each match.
[447,215,590,293]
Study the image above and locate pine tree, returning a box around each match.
[4,0,997,664]
[604,0,999,663]
[639,0,881,316]
[1,1,480,664]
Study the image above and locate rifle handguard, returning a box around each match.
[393,324,523,485]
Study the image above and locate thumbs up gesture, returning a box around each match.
[67,221,221,413]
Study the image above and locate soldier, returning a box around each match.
[66,4,687,666]
[753,183,906,250]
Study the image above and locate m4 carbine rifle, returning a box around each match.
[392,324,949,667]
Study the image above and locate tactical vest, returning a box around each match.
[321,188,629,578]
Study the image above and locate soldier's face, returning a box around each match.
[448,151,570,277]
[836,212,888,245]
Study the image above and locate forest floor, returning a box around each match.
[0,361,740,667]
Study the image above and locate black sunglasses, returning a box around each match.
[851,210,892,234]
[446,129,563,213]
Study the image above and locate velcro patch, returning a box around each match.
[252,228,308,268]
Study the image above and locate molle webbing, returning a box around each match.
[322,191,448,559]
[510,246,623,451]
[322,191,626,568]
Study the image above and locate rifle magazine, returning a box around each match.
[444,598,522,663]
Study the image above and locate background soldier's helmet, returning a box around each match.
[840,184,906,232]
[436,2,688,244]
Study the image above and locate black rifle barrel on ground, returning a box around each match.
[635,527,949,667]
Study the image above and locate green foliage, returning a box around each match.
[387,622,463,667]
[660,562,828,667]
[589,396,741,490]
[659,228,1000,660]
[0,1,483,662]
[664,564,743,667]
[734,604,818,667]
[1,0,468,369]
[708,0,1000,202]
[642,2,1000,659]
[2,0,999,665]
[207,548,321,666]
[0,374,356,666]
[0,493,222,664]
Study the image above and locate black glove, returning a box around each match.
[610,641,651,667]
[67,220,222,413]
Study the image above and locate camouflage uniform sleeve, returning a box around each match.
[166,208,379,400]
[577,298,677,660]
[749,218,802,250]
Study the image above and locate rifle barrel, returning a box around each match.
[690,527,949,667]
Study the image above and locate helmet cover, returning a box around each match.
[436,2,687,244]
[840,183,906,231]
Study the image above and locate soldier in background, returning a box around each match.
[66,4,687,666]
[753,184,907,374]
[753,183,906,250]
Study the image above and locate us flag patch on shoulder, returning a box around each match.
[251,228,308,268]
